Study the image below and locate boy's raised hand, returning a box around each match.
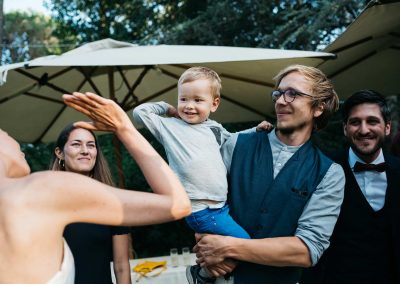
[166,105,181,119]
[256,120,274,132]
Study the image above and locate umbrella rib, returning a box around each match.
[328,50,377,78]
[76,76,89,91]
[120,66,151,107]
[15,69,71,94]
[75,67,98,91]
[219,73,274,88]
[125,83,177,111]
[34,105,67,143]
[77,67,103,97]
[47,66,75,81]
[0,83,38,104]
[220,94,272,119]
[328,36,372,54]
[157,67,180,79]
[117,66,131,90]
[24,92,64,104]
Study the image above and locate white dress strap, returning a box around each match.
[47,239,75,284]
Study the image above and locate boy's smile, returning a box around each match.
[177,79,220,124]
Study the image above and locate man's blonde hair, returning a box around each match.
[273,64,339,131]
[178,66,222,99]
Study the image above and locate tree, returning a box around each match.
[45,0,184,44]
[259,0,370,50]
[1,11,66,64]
[45,0,369,50]
[160,0,370,50]
[45,0,220,45]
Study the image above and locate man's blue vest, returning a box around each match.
[228,131,332,284]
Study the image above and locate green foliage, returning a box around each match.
[21,142,54,172]
[159,0,369,50]
[45,0,369,49]
[2,11,66,64]
[44,0,183,44]
[258,0,368,50]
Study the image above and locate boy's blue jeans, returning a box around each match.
[185,204,250,239]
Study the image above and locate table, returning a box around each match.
[111,254,196,284]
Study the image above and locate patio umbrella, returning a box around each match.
[0,39,336,142]
[0,39,334,185]
[319,0,400,99]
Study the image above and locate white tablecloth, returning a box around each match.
[111,254,196,284]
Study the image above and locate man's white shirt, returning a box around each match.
[348,148,387,211]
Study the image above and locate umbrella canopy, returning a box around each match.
[319,0,400,99]
[0,39,334,144]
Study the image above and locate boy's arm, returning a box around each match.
[218,120,273,146]
[132,102,173,142]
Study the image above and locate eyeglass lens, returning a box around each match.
[271,89,297,103]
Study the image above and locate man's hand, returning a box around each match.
[194,233,230,266]
[194,233,238,277]
[207,259,237,277]
[256,120,274,132]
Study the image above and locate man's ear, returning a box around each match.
[210,97,220,113]
[313,102,324,118]
[55,147,64,160]
[343,122,348,137]
[385,121,391,136]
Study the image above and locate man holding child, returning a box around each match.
[194,65,345,284]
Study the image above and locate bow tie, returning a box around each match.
[353,161,386,173]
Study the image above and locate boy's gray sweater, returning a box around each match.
[133,102,232,207]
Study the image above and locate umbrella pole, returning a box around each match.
[112,135,126,188]
[108,67,126,188]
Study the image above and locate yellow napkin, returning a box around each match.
[132,260,167,282]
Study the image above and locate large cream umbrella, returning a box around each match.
[0,39,335,142]
[0,39,334,185]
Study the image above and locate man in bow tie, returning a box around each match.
[302,90,400,283]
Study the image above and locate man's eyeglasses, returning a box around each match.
[271,89,313,103]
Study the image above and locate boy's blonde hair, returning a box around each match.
[178,66,222,99]
[273,64,339,131]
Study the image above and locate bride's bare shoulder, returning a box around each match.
[5,171,84,198]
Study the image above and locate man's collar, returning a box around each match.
[269,129,304,153]
[348,147,384,168]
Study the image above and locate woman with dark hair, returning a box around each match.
[49,124,131,284]
[0,92,190,284]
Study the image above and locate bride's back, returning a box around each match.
[0,175,65,284]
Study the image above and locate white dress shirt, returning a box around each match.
[348,148,387,211]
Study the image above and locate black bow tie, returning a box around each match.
[353,161,386,173]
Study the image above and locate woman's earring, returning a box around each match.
[58,158,65,170]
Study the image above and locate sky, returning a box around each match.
[3,0,50,15]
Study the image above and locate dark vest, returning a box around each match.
[228,132,332,284]
[302,150,398,284]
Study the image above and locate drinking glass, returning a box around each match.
[182,247,191,266]
[170,248,179,267]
